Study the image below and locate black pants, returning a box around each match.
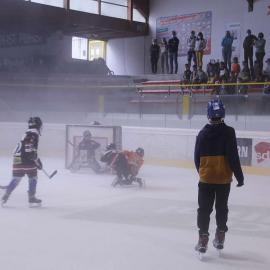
[197,182,231,235]
[151,57,158,74]
[244,49,254,78]
[169,52,178,74]
[187,49,196,66]
[255,52,265,74]
[222,49,232,72]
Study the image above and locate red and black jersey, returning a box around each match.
[13,128,40,177]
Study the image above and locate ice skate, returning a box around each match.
[1,193,9,207]
[29,196,42,208]
[136,177,144,188]
[213,230,225,253]
[195,233,209,259]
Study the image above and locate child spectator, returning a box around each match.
[182,63,192,84]
[197,66,208,84]
[231,57,240,78]
[207,59,216,83]
[218,62,230,82]
[191,65,200,84]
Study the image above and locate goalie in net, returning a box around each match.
[101,144,144,187]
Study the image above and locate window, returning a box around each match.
[72,37,88,60]
[133,8,146,23]
[28,0,64,8]
[70,0,98,14]
[101,0,128,20]
[89,40,106,61]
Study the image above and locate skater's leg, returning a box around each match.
[28,176,42,204]
[1,177,22,204]
[215,183,230,232]
[197,182,215,235]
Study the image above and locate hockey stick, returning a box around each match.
[0,185,7,189]
[42,168,57,179]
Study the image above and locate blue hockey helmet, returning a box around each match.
[207,99,225,119]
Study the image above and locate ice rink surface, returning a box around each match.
[0,157,270,270]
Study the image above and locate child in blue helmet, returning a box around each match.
[194,99,244,254]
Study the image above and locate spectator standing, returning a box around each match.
[194,99,244,254]
[195,32,207,68]
[160,38,169,74]
[150,39,160,74]
[221,31,234,72]
[187,30,197,66]
[243,29,257,79]
[168,31,180,74]
[254,32,266,74]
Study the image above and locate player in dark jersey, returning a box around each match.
[1,117,43,207]
[70,130,101,173]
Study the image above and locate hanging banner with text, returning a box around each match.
[156,11,212,56]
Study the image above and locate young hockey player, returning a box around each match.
[1,117,43,207]
[71,130,101,173]
[101,144,144,187]
[194,99,244,255]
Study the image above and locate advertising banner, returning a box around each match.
[156,11,212,56]
[237,138,252,166]
[252,139,270,167]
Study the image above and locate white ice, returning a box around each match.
[0,157,269,270]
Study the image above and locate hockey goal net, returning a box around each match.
[65,125,122,171]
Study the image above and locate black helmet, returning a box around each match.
[136,147,144,157]
[106,143,116,151]
[28,117,42,132]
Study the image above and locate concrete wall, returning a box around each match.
[107,0,270,75]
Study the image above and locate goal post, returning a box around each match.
[65,125,122,170]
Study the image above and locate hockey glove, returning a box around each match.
[35,158,43,170]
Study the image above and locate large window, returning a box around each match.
[70,0,98,14]
[133,8,146,23]
[25,0,64,8]
[72,37,106,61]
[89,40,106,61]
[101,0,128,20]
[72,37,88,60]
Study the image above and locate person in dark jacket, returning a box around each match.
[194,99,244,254]
[221,31,234,72]
[150,39,160,74]
[243,29,257,79]
[168,30,180,74]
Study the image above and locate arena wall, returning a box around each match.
[0,122,269,175]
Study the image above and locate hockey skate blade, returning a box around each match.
[29,203,42,208]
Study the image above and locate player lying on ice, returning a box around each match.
[100,143,144,187]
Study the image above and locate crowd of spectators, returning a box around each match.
[150,28,269,94]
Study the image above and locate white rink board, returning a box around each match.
[0,122,269,168]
